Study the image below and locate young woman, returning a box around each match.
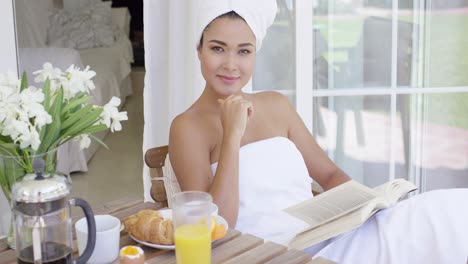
[170,10,349,225]
[169,1,468,262]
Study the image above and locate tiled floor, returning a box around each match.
[70,69,145,209]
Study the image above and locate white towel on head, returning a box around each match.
[196,0,277,51]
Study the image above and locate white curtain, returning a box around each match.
[142,0,205,201]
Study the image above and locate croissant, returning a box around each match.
[124,209,174,245]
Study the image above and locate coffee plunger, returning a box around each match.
[11,158,96,264]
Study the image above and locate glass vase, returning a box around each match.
[0,148,58,249]
[7,221,14,249]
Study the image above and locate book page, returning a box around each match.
[289,195,390,249]
[288,203,377,249]
[286,179,417,249]
[373,178,417,204]
[284,180,380,228]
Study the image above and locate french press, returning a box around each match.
[10,159,96,264]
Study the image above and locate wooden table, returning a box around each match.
[0,197,333,264]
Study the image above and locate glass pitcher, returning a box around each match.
[10,159,96,264]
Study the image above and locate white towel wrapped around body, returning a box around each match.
[211,137,313,245]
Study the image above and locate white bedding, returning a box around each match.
[79,35,134,101]
[19,47,84,75]
[307,189,468,263]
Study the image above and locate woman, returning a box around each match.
[169,1,468,262]
[170,0,349,241]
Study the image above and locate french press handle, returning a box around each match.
[70,198,96,264]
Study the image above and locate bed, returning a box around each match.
[15,0,134,175]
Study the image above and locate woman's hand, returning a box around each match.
[218,95,254,141]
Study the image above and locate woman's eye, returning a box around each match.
[211,46,223,52]
[239,49,251,55]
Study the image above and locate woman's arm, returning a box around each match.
[169,95,252,227]
[280,95,351,191]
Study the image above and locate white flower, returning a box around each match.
[76,134,91,149]
[109,111,127,132]
[0,85,16,99]
[33,62,63,83]
[1,119,29,141]
[99,97,120,127]
[65,65,96,96]
[33,63,69,97]
[21,86,44,104]
[18,86,52,128]
[0,87,21,123]
[17,126,41,150]
[0,64,128,155]
[16,108,30,123]
[100,97,128,132]
[20,86,44,116]
[33,111,52,128]
[33,63,97,100]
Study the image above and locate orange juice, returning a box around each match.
[175,224,211,264]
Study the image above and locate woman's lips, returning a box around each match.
[218,75,240,85]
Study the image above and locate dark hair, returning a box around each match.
[198,11,245,48]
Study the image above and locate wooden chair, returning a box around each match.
[144,145,324,207]
[144,145,169,207]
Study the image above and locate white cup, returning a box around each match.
[75,214,121,264]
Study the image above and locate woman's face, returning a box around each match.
[198,17,256,98]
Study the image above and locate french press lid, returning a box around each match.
[11,158,71,204]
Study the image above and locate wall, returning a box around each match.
[0,0,18,75]
[0,0,17,238]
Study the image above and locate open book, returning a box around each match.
[284,178,417,249]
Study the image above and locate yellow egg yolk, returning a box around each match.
[122,246,139,256]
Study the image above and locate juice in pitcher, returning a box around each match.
[175,224,211,264]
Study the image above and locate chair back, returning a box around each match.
[144,146,169,207]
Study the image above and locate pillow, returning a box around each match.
[91,1,114,47]
[47,1,114,49]
[48,8,95,49]
[15,0,53,48]
[162,155,181,208]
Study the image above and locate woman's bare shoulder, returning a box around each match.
[251,91,293,113]
[171,110,198,130]
[169,110,218,191]
[169,109,219,150]
[252,90,290,104]
[171,110,204,139]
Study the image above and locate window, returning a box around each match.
[255,0,468,191]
